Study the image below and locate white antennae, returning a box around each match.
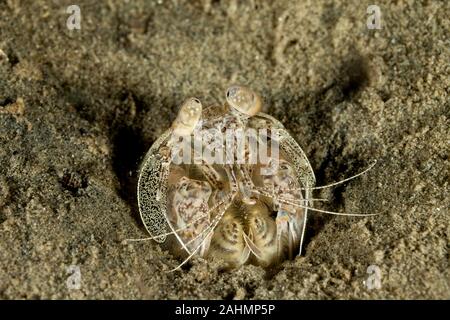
[304,160,377,191]
[123,212,208,244]
[254,188,377,217]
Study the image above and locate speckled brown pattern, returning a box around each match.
[0,0,448,299]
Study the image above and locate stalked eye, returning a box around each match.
[185,98,201,116]
[226,86,238,99]
[225,85,262,116]
[172,97,202,136]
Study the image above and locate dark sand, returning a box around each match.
[0,1,448,299]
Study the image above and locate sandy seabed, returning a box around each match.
[0,0,448,299]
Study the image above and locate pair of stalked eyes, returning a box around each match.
[185,86,260,117]
[173,86,262,136]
